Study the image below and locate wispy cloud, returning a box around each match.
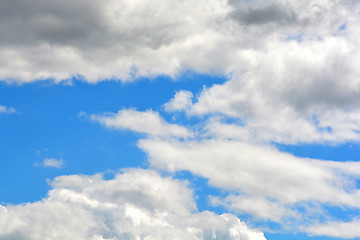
[36,158,64,169]
[305,219,360,239]
[0,105,16,114]
[91,109,193,138]
[135,133,360,235]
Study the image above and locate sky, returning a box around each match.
[1,0,360,239]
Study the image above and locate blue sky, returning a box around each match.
[1,1,360,240]
[0,75,225,204]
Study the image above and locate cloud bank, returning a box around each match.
[0,169,265,240]
[1,0,359,86]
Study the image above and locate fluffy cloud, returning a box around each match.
[185,34,360,144]
[164,90,193,112]
[1,0,358,85]
[0,105,16,114]
[91,109,192,138]
[0,0,230,83]
[0,168,266,240]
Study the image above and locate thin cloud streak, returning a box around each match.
[0,105,16,114]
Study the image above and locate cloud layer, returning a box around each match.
[0,169,265,240]
[1,0,358,85]
[0,0,229,82]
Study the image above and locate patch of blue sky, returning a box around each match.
[275,142,360,162]
[322,206,360,223]
[0,73,226,204]
[339,23,347,31]
[219,115,246,126]
[172,170,229,213]
[286,33,303,42]
[266,233,350,240]
[332,22,347,36]
[307,114,334,134]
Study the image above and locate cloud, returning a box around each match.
[0,0,357,84]
[138,138,360,227]
[164,90,193,112]
[37,158,64,169]
[0,105,16,114]
[0,168,266,240]
[185,32,360,144]
[210,195,295,223]
[0,0,230,83]
[139,138,360,206]
[305,219,360,239]
[199,110,360,145]
[228,1,298,26]
[91,109,192,138]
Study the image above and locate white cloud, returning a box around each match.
[0,169,266,240]
[0,0,358,85]
[210,195,295,223]
[138,138,360,227]
[185,32,360,144]
[164,90,193,112]
[0,105,16,114]
[39,158,64,169]
[0,0,230,83]
[199,110,360,145]
[305,219,360,239]
[91,109,192,138]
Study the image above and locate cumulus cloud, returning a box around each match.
[0,105,16,114]
[0,0,230,82]
[0,168,266,240]
[164,90,193,112]
[186,34,360,144]
[91,109,192,138]
[1,0,358,85]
